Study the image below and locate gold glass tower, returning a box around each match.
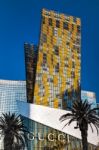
[24,9,96,150]
[25,9,81,150]
[34,9,81,108]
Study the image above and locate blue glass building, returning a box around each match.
[0,80,27,149]
[81,90,96,108]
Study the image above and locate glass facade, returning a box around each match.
[24,118,84,150]
[0,80,27,150]
[81,90,96,108]
[34,9,81,108]
[24,43,38,103]
[0,80,26,115]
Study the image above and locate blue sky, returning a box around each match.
[0,0,99,102]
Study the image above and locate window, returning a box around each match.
[72,54,74,59]
[54,46,59,55]
[72,61,75,68]
[43,67,47,71]
[53,28,58,36]
[77,25,81,33]
[27,73,33,80]
[63,22,68,30]
[42,63,46,67]
[51,55,53,63]
[76,38,80,45]
[42,33,47,43]
[42,16,45,24]
[71,71,75,78]
[43,58,46,63]
[43,53,47,63]
[77,56,80,60]
[47,78,53,83]
[57,37,62,45]
[66,81,70,85]
[72,24,74,30]
[77,48,80,53]
[73,17,76,23]
[66,42,70,46]
[65,64,68,67]
[49,18,52,26]
[66,42,70,49]
[55,63,59,73]
[37,80,42,86]
[43,53,47,59]
[37,73,42,78]
[65,16,70,21]
[56,20,60,28]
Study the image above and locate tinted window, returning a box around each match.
[42,33,47,43]
[49,18,52,26]
[54,46,59,55]
[77,25,81,33]
[42,16,45,24]
[56,20,60,28]
[63,22,68,30]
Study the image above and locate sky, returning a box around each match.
[0,0,99,102]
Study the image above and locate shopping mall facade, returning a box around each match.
[0,9,98,150]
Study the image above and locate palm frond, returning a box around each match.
[62,117,77,129]
[0,112,29,150]
[59,113,74,122]
[60,100,99,133]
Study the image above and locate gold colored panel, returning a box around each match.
[50,11,54,18]
[69,23,72,31]
[60,86,65,93]
[61,14,65,20]
[35,96,41,104]
[42,74,47,83]
[74,25,77,32]
[49,67,53,74]
[42,97,49,106]
[59,67,63,75]
[53,98,59,108]
[35,83,39,91]
[77,18,81,25]
[53,76,58,86]
[45,85,49,91]
[37,65,41,72]
[70,16,73,23]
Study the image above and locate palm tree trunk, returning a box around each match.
[4,136,13,150]
[81,129,88,150]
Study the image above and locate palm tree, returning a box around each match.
[0,112,29,150]
[59,100,99,150]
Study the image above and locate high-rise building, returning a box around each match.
[24,9,82,150]
[0,80,26,116]
[0,80,27,149]
[24,9,98,150]
[33,9,81,108]
[24,43,38,103]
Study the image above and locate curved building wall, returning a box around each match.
[0,80,27,149]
